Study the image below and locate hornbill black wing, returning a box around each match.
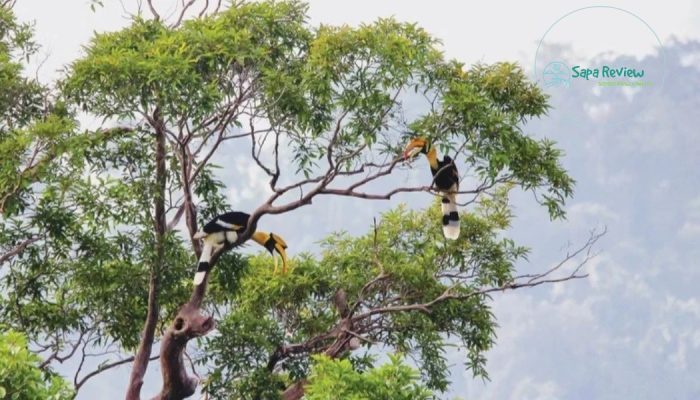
[193,211,250,285]
[441,155,459,188]
[201,211,250,234]
[433,156,459,191]
[437,155,460,240]
[192,211,291,285]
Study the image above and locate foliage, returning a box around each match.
[62,1,572,218]
[0,5,77,216]
[305,355,434,400]
[202,192,526,397]
[63,1,311,122]
[0,126,196,349]
[0,330,73,400]
[0,1,577,398]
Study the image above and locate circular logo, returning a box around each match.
[542,61,571,88]
[533,6,667,126]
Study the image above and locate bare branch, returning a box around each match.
[0,237,39,266]
[39,330,86,370]
[165,203,186,232]
[353,229,604,323]
[516,226,606,283]
[198,0,210,17]
[172,0,197,28]
[0,0,17,9]
[188,87,254,183]
[271,129,281,190]
[146,0,160,20]
[249,118,275,177]
[75,355,159,392]
[213,0,222,14]
[73,338,90,389]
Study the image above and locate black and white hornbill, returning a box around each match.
[191,211,288,285]
[403,137,460,239]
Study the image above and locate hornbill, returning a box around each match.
[191,211,288,285]
[403,137,460,239]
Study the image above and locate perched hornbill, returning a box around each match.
[403,137,460,239]
[191,211,288,285]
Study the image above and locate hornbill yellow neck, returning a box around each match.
[192,211,289,285]
[403,137,461,240]
[251,231,289,274]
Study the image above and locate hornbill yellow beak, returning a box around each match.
[402,137,427,160]
[270,233,289,274]
[252,231,290,274]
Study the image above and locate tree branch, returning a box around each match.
[126,108,168,400]
[145,0,160,20]
[0,236,39,266]
[75,355,160,392]
[172,0,196,28]
[278,227,604,399]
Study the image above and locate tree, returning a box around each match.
[0,2,75,215]
[200,199,600,399]
[0,330,74,400]
[304,355,433,400]
[1,3,182,395]
[0,1,598,399]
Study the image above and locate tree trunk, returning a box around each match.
[155,238,237,399]
[126,108,167,400]
[281,381,307,400]
[154,283,214,400]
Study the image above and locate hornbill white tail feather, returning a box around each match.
[441,192,460,240]
[403,136,462,240]
[193,231,236,285]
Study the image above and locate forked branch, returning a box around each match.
[275,227,605,400]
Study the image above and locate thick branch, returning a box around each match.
[126,108,167,400]
[155,241,230,399]
[155,302,214,400]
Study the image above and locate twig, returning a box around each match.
[146,0,160,20]
[0,237,39,266]
[172,0,197,28]
[75,355,160,391]
[198,0,210,17]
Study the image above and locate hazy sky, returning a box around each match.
[10,1,700,399]
[14,0,700,81]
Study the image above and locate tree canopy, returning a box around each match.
[0,330,73,400]
[0,1,596,399]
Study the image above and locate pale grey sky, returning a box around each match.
[14,0,700,79]
[10,1,700,399]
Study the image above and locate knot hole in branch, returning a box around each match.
[174,317,185,332]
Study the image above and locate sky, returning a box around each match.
[10,1,700,399]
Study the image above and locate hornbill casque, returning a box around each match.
[192,211,288,285]
[403,137,461,239]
